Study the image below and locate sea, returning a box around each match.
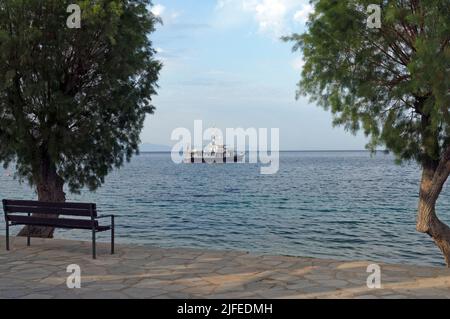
[1,151,449,266]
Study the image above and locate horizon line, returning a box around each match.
[138,149,388,153]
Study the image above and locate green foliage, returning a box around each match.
[285,0,450,164]
[0,0,161,192]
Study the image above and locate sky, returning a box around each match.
[141,0,369,150]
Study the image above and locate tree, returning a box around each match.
[285,0,450,265]
[0,0,161,237]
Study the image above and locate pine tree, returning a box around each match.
[285,0,450,265]
[0,0,161,237]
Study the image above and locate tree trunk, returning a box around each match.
[416,161,450,266]
[17,158,66,238]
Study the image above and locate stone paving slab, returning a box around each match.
[0,236,449,299]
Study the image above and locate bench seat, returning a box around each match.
[8,215,111,231]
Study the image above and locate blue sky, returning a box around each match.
[142,0,368,150]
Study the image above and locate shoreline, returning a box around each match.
[1,236,450,299]
[49,235,447,268]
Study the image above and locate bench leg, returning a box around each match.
[92,229,96,259]
[27,217,30,246]
[111,216,115,255]
[6,222,9,251]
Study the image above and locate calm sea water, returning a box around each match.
[1,151,449,266]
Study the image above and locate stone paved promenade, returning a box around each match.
[1,236,450,299]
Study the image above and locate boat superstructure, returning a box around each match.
[184,136,244,163]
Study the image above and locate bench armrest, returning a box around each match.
[95,214,115,219]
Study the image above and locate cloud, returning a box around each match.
[151,4,166,17]
[292,57,305,71]
[244,0,289,36]
[293,3,314,23]
[215,0,311,37]
[168,23,211,31]
[150,4,184,26]
[216,0,230,10]
[170,11,181,20]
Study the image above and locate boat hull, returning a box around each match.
[183,154,244,164]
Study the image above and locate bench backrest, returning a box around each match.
[2,199,97,219]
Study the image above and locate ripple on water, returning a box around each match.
[1,151,450,266]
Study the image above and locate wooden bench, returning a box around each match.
[2,199,115,259]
